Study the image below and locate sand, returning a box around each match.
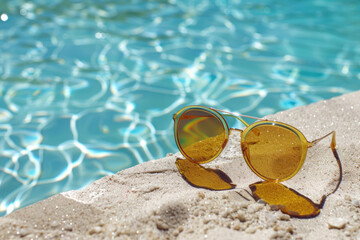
[1,91,360,240]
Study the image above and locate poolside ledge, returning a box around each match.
[1,91,360,239]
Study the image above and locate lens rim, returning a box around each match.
[173,106,229,164]
[241,121,309,182]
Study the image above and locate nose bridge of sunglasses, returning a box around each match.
[222,114,250,130]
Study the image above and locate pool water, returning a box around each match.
[0,0,359,216]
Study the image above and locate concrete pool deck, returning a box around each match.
[1,91,360,239]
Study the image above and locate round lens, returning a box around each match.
[242,123,304,181]
[177,109,226,163]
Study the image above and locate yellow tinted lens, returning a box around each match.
[177,109,225,163]
[243,124,303,180]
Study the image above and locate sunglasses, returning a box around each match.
[173,105,341,183]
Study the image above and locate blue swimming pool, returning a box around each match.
[0,0,359,216]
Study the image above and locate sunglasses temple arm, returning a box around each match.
[310,131,343,204]
[308,131,333,147]
[328,133,343,195]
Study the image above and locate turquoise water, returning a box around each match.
[0,0,359,216]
